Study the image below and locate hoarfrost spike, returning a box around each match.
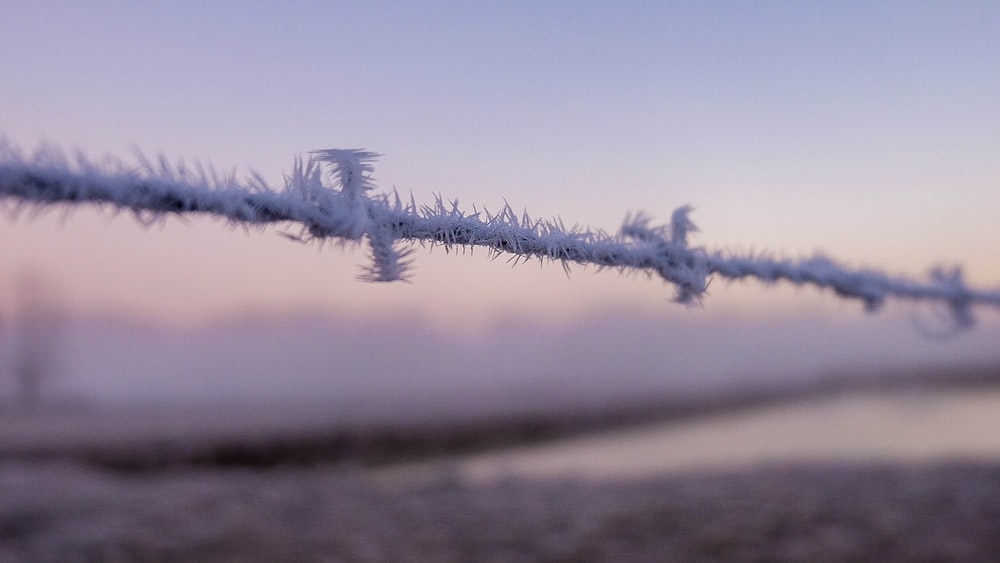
[1,140,999,328]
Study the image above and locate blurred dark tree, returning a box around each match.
[12,273,62,411]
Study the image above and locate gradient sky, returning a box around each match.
[2,1,999,330]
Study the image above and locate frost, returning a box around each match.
[1,141,998,328]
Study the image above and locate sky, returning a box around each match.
[1,2,999,405]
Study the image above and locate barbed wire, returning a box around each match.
[2,142,998,328]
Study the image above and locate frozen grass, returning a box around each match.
[1,461,999,562]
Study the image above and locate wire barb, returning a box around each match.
[1,141,999,328]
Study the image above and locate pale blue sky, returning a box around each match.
[2,1,999,327]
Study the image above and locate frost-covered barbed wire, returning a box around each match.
[1,143,999,328]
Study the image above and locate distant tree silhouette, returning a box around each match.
[12,273,61,411]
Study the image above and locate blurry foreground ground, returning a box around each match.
[2,461,1000,562]
[2,365,1000,561]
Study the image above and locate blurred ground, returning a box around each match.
[2,366,1000,561]
[2,364,998,472]
[2,460,999,562]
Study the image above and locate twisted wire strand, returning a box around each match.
[2,143,998,327]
